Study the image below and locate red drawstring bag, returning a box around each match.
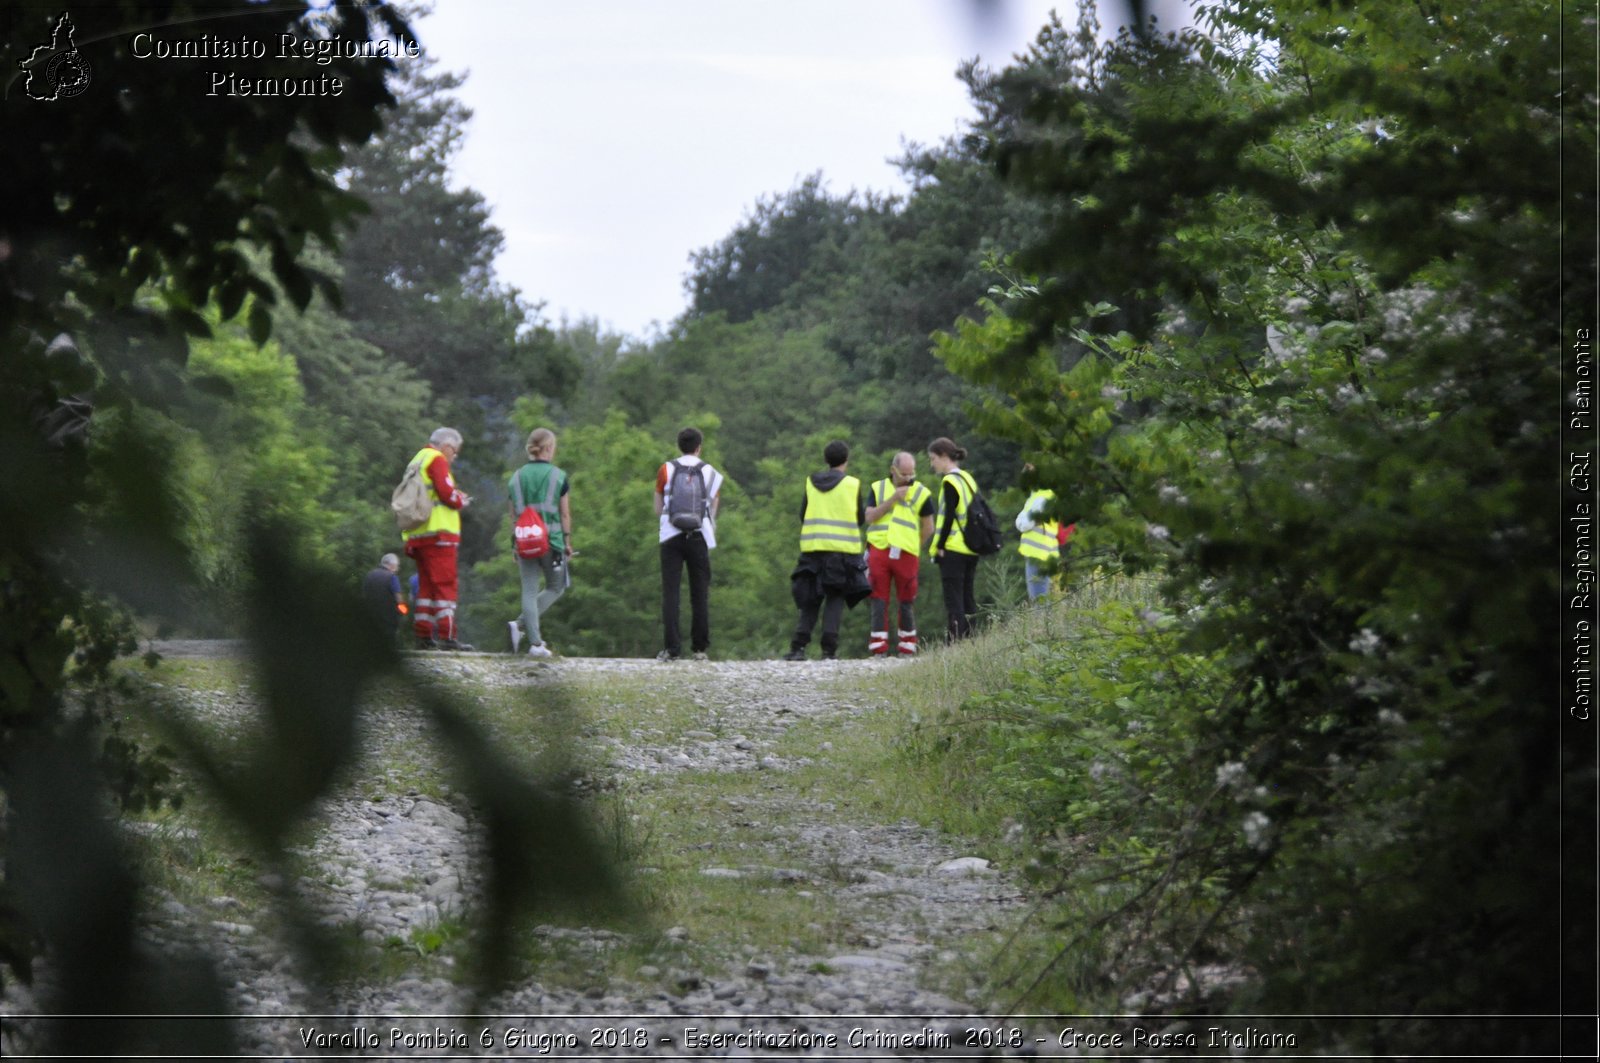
[511,469,558,560]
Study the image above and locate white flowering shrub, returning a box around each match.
[930,0,1582,1052]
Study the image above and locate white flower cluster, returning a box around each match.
[1348,628,1383,655]
[1215,760,1248,788]
[1377,284,1474,345]
[1158,309,1191,336]
[1378,286,1435,339]
[1253,414,1289,432]
[1333,382,1366,407]
[1158,483,1190,505]
[1241,810,1272,851]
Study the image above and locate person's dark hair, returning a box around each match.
[823,440,849,468]
[677,427,703,454]
[927,437,967,462]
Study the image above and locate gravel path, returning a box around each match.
[5,652,1037,1059]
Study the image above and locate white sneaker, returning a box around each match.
[508,620,523,653]
[526,642,553,659]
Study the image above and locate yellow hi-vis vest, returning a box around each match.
[402,447,462,541]
[800,475,863,553]
[866,478,931,554]
[937,469,978,555]
[1018,489,1062,561]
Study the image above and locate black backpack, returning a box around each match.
[958,474,1003,556]
[665,460,709,532]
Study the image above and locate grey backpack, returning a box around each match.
[665,460,709,532]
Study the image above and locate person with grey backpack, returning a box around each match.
[653,426,723,661]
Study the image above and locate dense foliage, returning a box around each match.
[926,0,1590,1052]
[0,3,623,1050]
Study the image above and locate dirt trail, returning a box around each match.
[12,647,1042,1058]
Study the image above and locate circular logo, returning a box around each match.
[47,50,92,99]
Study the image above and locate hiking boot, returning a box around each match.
[526,642,553,659]
[508,620,523,654]
[415,637,440,651]
[821,652,837,661]
[782,650,806,661]
[691,651,709,662]
[437,638,474,652]
[655,649,679,662]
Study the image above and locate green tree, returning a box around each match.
[932,0,1587,1050]
[336,54,528,397]
[267,273,436,576]
[685,173,889,325]
[0,3,623,1046]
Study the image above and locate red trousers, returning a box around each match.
[867,546,921,654]
[405,536,459,642]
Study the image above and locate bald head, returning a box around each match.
[891,451,916,479]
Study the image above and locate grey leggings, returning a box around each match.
[517,552,569,646]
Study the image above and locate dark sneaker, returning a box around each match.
[415,638,440,651]
[782,650,806,661]
[437,639,475,652]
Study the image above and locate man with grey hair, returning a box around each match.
[401,427,473,649]
[361,552,405,641]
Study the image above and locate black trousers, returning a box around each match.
[660,532,711,656]
[936,552,979,640]
[792,593,848,655]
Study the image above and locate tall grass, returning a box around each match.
[844,570,1156,839]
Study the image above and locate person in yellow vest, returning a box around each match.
[928,436,981,641]
[864,451,935,655]
[1017,486,1065,602]
[401,427,474,650]
[784,440,871,661]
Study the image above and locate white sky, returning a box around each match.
[413,1,1138,339]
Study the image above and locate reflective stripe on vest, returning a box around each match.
[937,469,977,555]
[800,476,863,553]
[865,478,930,553]
[403,447,462,540]
[1018,489,1062,560]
